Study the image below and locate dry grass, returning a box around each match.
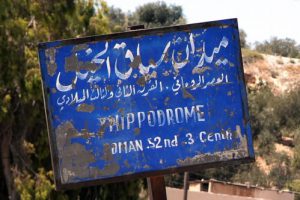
[255,143,293,175]
[274,143,294,157]
[256,156,271,175]
[242,48,264,64]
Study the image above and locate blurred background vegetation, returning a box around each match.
[1,0,300,199]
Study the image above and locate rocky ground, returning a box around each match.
[242,51,300,175]
[243,53,300,95]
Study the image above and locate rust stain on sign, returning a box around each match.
[45,48,57,76]
[55,122,121,183]
[177,125,248,166]
[129,56,141,69]
[192,66,211,74]
[65,54,98,72]
[76,103,95,113]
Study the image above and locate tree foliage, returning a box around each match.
[255,37,300,58]
[0,0,144,199]
[132,1,186,28]
[107,1,186,33]
[107,6,127,32]
[239,29,248,48]
[0,0,188,198]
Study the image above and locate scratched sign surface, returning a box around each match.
[38,19,254,189]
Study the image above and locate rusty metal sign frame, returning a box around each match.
[38,18,255,190]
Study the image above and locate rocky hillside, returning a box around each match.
[242,50,300,177]
[242,49,300,95]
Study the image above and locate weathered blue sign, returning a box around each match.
[38,18,254,190]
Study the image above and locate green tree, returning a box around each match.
[248,85,280,140]
[108,6,127,32]
[275,88,300,130]
[107,1,186,32]
[255,37,300,58]
[0,1,143,199]
[239,29,248,48]
[128,1,186,28]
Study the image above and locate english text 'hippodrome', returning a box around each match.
[98,105,205,132]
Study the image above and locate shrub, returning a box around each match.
[268,153,291,189]
[242,48,264,64]
[255,37,300,58]
[232,164,268,187]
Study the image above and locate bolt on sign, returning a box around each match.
[38,18,255,190]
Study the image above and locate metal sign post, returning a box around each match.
[183,172,189,200]
[38,18,254,191]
